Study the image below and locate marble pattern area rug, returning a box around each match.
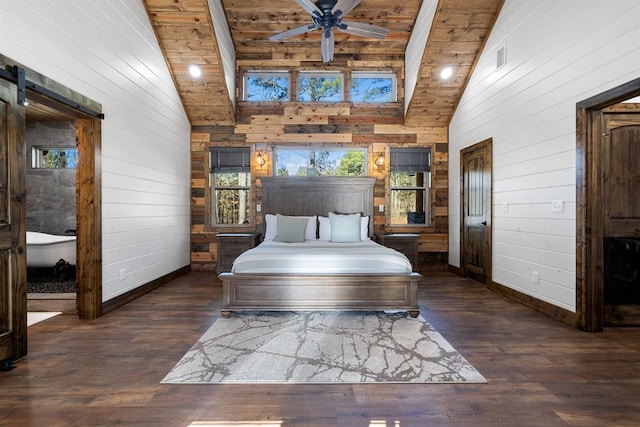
[162,311,486,384]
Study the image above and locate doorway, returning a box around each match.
[460,138,493,285]
[0,60,102,362]
[577,78,640,332]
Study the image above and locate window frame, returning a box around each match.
[388,148,431,227]
[209,147,252,227]
[243,70,291,102]
[350,71,397,103]
[31,146,78,169]
[297,71,344,102]
[273,146,368,177]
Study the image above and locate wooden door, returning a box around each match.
[603,122,640,237]
[602,116,640,325]
[0,78,27,363]
[461,139,492,285]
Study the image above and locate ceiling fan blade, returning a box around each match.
[295,0,322,17]
[321,30,335,62]
[331,0,361,18]
[338,21,388,39]
[269,24,318,41]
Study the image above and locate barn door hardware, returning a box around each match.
[0,65,104,119]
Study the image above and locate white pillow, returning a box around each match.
[318,215,369,241]
[264,214,317,241]
[328,212,361,243]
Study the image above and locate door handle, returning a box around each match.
[481,221,487,225]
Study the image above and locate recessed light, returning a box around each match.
[440,66,454,80]
[189,65,202,78]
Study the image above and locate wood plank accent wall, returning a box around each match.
[191,102,448,272]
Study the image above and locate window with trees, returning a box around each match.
[210,147,251,226]
[389,148,430,226]
[297,72,343,102]
[243,70,399,103]
[274,147,366,177]
[244,71,290,101]
[32,147,77,169]
[351,72,396,102]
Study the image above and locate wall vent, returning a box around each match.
[496,44,507,69]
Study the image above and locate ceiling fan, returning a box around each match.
[268,0,389,62]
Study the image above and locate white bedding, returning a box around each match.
[231,239,412,274]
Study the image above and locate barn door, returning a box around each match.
[0,78,27,364]
[461,139,492,285]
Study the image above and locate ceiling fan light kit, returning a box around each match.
[269,0,389,62]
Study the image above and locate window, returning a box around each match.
[297,72,343,102]
[274,147,366,176]
[243,70,399,103]
[389,148,430,226]
[32,147,77,169]
[351,72,396,102]
[210,148,251,226]
[244,71,290,101]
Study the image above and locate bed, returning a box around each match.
[218,176,421,318]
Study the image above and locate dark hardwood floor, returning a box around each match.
[2,272,640,426]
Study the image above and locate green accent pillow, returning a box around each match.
[274,214,308,243]
[329,212,362,243]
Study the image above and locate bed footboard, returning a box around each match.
[218,272,421,318]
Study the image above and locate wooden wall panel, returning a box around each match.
[190,102,448,271]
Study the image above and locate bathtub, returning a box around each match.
[26,231,77,267]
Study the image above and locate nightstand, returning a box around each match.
[216,233,260,273]
[375,233,419,269]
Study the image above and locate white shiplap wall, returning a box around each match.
[208,0,236,108]
[405,0,437,114]
[449,0,640,312]
[0,0,192,301]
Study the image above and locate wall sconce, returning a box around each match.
[374,153,385,170]
[256,151,266,168]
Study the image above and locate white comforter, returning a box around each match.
[231,239,412,274]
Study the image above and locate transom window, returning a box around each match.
[210,147,251,226]
[243,70,398,103]
[351,72,396,102]
[297,72,344,102]
[274,147,366,177]
[243,71,290,101]
[389,148,431,226]
[32,147,77,169]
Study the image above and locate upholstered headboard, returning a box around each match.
[260,176,375,237]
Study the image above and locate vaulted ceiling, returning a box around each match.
[143,0,504,126]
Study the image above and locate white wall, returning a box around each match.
[208,0,236,108]
[449,0,640,312]
[0,0,192,301]
[405,0,437,114]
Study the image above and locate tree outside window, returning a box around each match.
[389,148,430,226]
[32,147,77,169]
[351,72,396,102]
[210,148,251,226]
[274,147,365,177]
[244,71,289,101]
[297,72,343,102]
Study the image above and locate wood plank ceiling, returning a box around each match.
[143,0,503,126]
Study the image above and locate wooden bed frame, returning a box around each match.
[218,176,421,318]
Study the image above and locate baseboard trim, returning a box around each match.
[447,264,463,276]
[448,264,578,328]
[102,265,191,315]
[488,280,579,328]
